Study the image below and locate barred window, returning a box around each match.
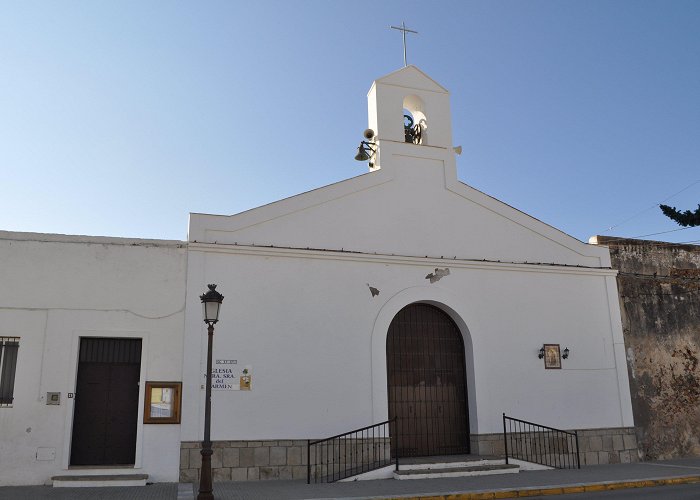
[0,337,19,407]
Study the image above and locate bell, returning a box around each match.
[354,143,371,162]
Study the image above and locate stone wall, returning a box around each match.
[472,427,638,466]
[181,438,391,483]
[180,440,309,482]
[594,237,700,460]
[183,429,637,482]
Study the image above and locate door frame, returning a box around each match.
[61,330,149,470]
[386,303,471,457]
[370,287,478,435]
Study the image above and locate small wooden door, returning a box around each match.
[70,338,142,466]
[387,304,470,457]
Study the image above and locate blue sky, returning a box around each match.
[2,1,699,243]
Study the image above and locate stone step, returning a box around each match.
[51,474,148,488]
[399,458,504,471]
[394,463,520,480]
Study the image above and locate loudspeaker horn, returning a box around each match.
[363,128,375,140]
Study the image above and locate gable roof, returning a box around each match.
[189,164,611,269]
[370,65,449,94]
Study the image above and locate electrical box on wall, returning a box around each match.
[46,392,60,405]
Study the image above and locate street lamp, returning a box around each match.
[198,284,224,500]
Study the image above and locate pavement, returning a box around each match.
[1,458,700,500]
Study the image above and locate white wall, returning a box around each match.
[0,232,187,486]
[181,243,634,443]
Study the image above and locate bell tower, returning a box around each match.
[364,66,457,175]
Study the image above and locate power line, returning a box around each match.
[600,179,700,233]
[629,227,697,239]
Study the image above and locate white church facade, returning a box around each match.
[0,66,638,486]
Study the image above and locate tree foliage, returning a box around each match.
[659,204,700,227]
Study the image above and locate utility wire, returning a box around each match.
[629,226,696,239]
[601,179,700,233]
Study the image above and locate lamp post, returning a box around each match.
[198,284,224,500]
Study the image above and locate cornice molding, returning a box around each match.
[188,242,617,277]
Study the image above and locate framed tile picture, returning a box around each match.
[544,344,562,369]
[144,382,181,424]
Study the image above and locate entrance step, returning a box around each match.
[394,455,519,480]
[51,474,148,488]
[395,463,519,479]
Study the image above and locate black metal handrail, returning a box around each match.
[307,418,397,483]
[503,413,580,469]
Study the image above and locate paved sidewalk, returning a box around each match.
[1,459,700,500]
[205,458,700,499]
[0,482,178,500]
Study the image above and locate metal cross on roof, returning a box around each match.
[390,22,418,67]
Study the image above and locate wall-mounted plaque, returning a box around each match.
[544,344,561,369]
[210,362,252,391]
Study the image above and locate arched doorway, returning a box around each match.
[387,303,470,457]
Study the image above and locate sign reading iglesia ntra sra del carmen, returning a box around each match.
[208,359,252,391]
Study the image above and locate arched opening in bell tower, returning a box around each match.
[403,95,427,145]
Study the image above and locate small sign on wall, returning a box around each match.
[208,360,252,391]
[36,447,56,461]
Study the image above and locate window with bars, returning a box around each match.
[0,337,19,407]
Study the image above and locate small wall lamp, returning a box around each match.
[538,347,545,359]
[562,347,570,359]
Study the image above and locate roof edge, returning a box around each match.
[0,230,186,247]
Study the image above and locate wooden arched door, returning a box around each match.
[387,303,470,457]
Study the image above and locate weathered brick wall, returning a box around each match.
[595,237,700,460]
